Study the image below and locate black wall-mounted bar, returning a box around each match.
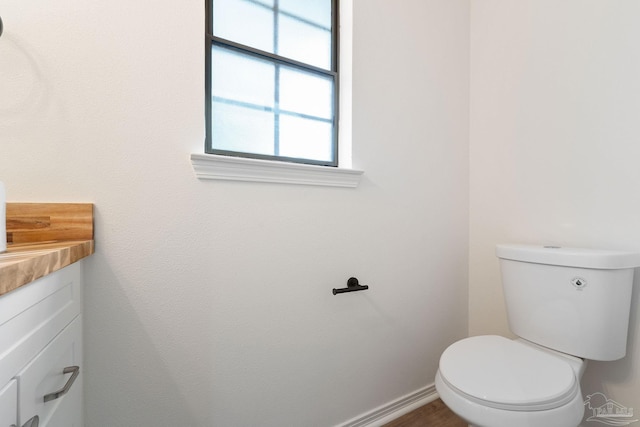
[0,16,4,38]
[333,277,369,295]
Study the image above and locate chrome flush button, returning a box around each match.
[571,277,587,290]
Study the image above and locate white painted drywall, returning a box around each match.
[470,1,640,423]
[0,0,469,425]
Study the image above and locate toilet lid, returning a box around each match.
[439,335,578,411]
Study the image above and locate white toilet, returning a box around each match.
[436,244,640,427]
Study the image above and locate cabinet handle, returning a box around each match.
[23,416,39,427]
[43,366,80,403]
[11,415,39,427]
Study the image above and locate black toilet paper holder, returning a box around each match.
[333,277,369,295]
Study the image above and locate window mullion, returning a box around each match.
[274,65,280,157]
[212,37,336,79]
[273,0,280,156]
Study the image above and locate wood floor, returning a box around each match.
[382,398,467,427]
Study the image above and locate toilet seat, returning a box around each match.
[439,335,579,411]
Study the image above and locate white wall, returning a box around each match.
[0,0,469,425]
[470,1,640,423]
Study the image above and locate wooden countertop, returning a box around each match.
[0,240,94,296]
[0,203,95,297]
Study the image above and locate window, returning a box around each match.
[206,0,339,167]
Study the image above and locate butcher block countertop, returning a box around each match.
[0,203,94,297]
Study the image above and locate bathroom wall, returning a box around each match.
[0,0,469,425]
[469,0,640,423]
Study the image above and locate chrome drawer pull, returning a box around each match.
[43,366,79,403]
[23,416,39,427]
[11,415,40,427]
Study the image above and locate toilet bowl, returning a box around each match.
[436,335,585,427]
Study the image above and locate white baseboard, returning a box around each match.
[336,384,439,427]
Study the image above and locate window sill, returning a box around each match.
[190,154,364,188]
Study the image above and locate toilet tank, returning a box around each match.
[496,244,640,361]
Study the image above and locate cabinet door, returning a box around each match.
[0,263,82,392]
[0,379,17,426]
[17,316,82,427]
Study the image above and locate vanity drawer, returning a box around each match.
[0,263,82,389]
[17,316,82,427]
[0,379,17,426]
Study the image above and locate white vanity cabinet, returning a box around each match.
[0,262,83,427]
[0,380,17,426]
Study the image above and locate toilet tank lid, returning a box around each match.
[496,244,640,269]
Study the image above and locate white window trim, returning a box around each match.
[191,153,363,188]
[193,0,360,188]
